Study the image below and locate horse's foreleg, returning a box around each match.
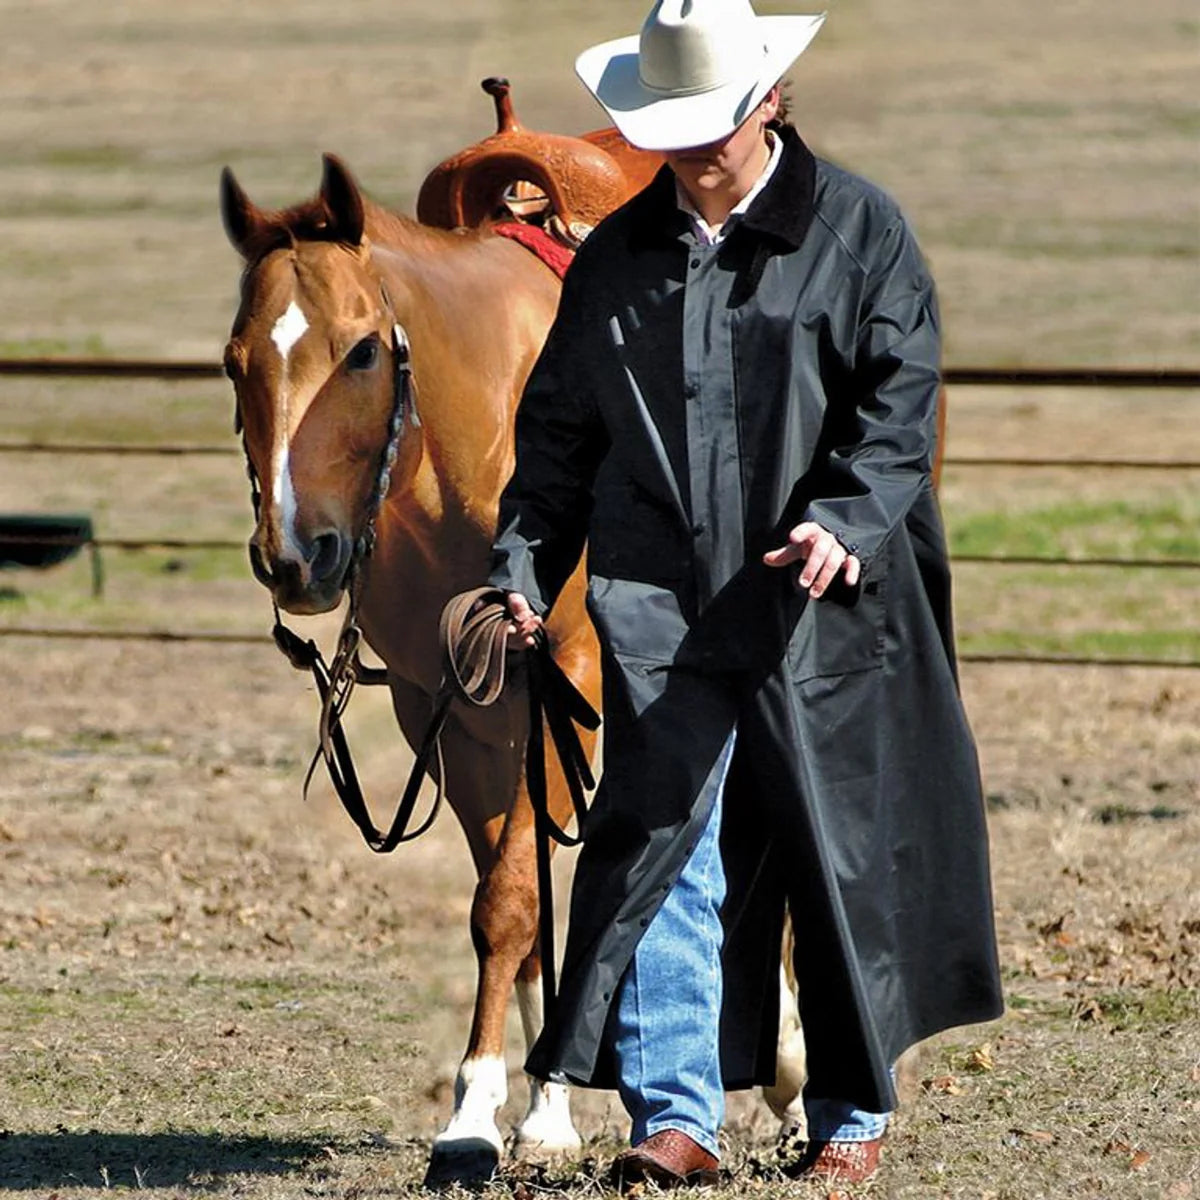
[762,912,808,1139]
[511,957,581,1157]
[507,700,599,1159]
[421,714,543,1186]
[385,689,517,1187]
[457,788,580,1161]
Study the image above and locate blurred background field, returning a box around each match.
[0,0,1196,365]
[0,1,1197,1197]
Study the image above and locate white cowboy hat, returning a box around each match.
[576,1,826,152]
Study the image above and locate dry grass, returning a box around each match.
[1,0,1199,1196]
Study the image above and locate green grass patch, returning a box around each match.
[1093,802,1185,825]
[0,333,110,358]
[959,627,1200,663]
[939,213,1200,260]
[1074,988,1199,1031]
[978,101,1075,120]
[116,546,248,584]
[947,498,1200,560]
[6,193,156,219]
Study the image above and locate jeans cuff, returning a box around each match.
[640,1120,721,1160]
[804,1104,890,1143]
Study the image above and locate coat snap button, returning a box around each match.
[690,258,700,269]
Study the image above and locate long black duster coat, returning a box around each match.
[489,127,1003,1113]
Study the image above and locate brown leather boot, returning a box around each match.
[610,1129,720,1191]
[800,1136,884,1183]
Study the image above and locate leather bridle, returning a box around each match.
[237,314,428,839]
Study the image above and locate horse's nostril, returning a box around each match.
[309,531,345,584]
[248,541,274,587]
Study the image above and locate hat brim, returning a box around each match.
[575,13,825,152]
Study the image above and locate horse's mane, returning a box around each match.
[239,196,453,271]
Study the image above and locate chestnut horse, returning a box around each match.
[220,155,602,1183]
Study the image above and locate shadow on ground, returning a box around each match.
[0,1130,332,1190]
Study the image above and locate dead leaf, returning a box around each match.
[1039,913,1069,937]
[1190,1064,1200,1084]
[968,1043,996,1072]
[1073,998,1104,1023]
[1130,1149,1151,1170]
[922,1075,965,1095]
[1167,1180,1193,1198]
[1011,1127,1055,1144]
[1104,1138,1133,1156]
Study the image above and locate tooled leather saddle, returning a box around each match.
[417,77,662,253]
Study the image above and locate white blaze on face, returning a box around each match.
[270,299,309,364]
[270,443,305,564]
[267,298,309,565]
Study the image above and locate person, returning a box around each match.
[488,0,1004,1189]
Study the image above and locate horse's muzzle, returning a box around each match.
[248,530,351,615]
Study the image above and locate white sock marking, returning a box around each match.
[433,1055,507,1152]
[515,1077,581,1155]
[515,978,543,1055]
[763,962,808,1126]
[512,980,580,1154]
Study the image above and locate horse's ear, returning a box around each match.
[320,153,365,246]
[220,166,267,259]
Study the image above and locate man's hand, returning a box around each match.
[763,521,861,599]
[504,591,545,650]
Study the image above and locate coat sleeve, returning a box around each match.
[487,264,610,616]
[802,214,941,566]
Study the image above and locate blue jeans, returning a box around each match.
[609,730,890,1153]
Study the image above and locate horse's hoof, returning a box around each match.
[422,1137,501,1189]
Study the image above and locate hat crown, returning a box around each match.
[638,0,767,96]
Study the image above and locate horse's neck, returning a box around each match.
[359,202,558,573]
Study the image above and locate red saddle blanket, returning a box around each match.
[492,221,575,280]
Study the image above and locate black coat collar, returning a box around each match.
[626,124,818,252]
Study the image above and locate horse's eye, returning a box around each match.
[346,336,379,371]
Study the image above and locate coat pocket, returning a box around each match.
[785,549,888,682]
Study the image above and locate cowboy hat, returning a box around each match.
[576,1,825,152]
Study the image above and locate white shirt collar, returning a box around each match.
[675,130,784,247]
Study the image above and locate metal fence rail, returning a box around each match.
[2,357,1197,667]
[2,357,1199,387]
[5,441,1200,472]
[1,624,1194,671]
[4,531,1200,572]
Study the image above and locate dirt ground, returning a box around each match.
[1,637,1197,1198]
[1,0,1198,1197]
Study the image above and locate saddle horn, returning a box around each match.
[417,78,632,234]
